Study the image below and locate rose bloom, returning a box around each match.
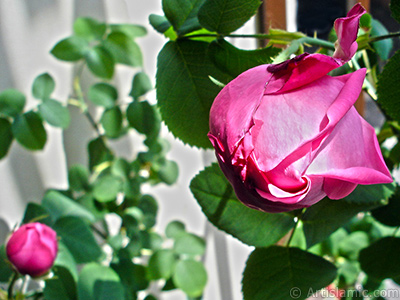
[208,4,392,213]
[6,222,58,277]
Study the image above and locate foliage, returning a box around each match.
[1,1,400,300]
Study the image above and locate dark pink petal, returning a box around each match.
[265,53,339,94]
[333,3,366,63]
[323,178,357,199]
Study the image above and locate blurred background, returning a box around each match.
[0,0,398,299]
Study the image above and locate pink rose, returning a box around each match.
[208,4,392,213]
[6,222,58,277]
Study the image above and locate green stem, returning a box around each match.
[393,226,400,237]
[182,33,335,50]
[286,217,301,247]
[366,31,400,44]
[8,272,19,300]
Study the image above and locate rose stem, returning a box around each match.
[7,272,19,300]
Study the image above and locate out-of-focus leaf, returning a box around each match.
[92,174,123,202]
[54,216,103,264]
[100,106,123,138]
[174,233,205,256]
[0,245,13,282]
[38,99,70,129]
[85,45,115,79]
[0,89,26,118]
[147,249,177,280]
[359,237,400,282]
[110,24,147,38]
[149,14,172,34]
[390,0,400,23]
[103,32,143,67]
[88,137,113,171]
[370,19,393,60]
[42,190,95,223]
[126,100,160,140]
[78,263,124,300]
[12,111,47,150]
[172,259,207,298]
[73,17,106,41]
[130,72,153,100]
[0,118,13,159]
[44,266,77,300]
[68,164,90,192]
[50,36,89,61]
[32,73,55,100]
[166,220,186,239]
[88,83,118,108]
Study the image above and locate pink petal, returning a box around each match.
[209,65,270,155]
[323,178,357,199]
[333,3,366,63]
[307,108,392,185]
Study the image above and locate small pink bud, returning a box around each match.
[6,222,58,277]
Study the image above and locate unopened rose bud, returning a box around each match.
[6,222,58,277]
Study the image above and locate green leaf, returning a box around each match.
[157,160,179,185]
[42,190,95,223]
[73,17,106,41]
[156,40,230,148]
[147,249,177,280]
[85,45,115,79]
[162,0,205,35]
[44,266,77,300]
[68,164,90,192]
[370,19,393,60]
[32,73,55,100]
[173,259,207,298]
[38,99,70,128]
[110,24,147,38]
[54,216,103,264]
[138,194,158,216]
[372,185,400,227]
[0,89,26,118]
[359,237,400,281]
[0,118,13,159]
[0,245,13,282]
[93,174,123,202]
[149,14,173,34]
[302,196,385,248]
[198,0,261,34]
[50,36,89,61]
[103,32,143,67]
[140,231,163,251]
[344,182,395,205]
[174,233,205,256]
[22,202,52,225]
[88,137,113,171]
[391,0,400,24]
[88,83,118,108]
[190,163,295,247]
[112,259,149,296]
[126,100,160,140]
[78,263,124,300]
[242,246,337,300]
[130,72,153,100]
[54,241,78,280]
[338,231,369,260]
[377,50,400,121]
[12,111,47,150]
[100,106,123,138]
[209,39,281,78]
[166,220,186,239]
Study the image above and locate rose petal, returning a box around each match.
[333,3,366,63]
[307,108,392,185]
[209,65,270,155]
